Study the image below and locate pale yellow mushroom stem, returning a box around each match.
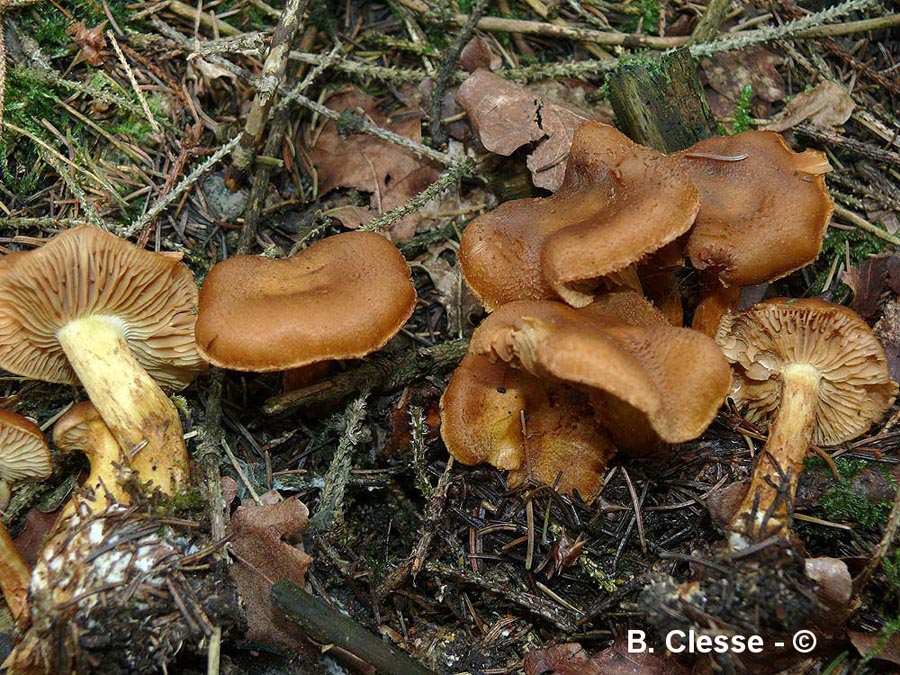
[728,363,820,548]
[56,316,188,496]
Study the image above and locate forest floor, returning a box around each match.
[0,0,899,673]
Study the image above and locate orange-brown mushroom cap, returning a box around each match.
[440,353,614,498]
[470,290,732,453]
[675,131,833,287]
[717,298,898,445]
[0,226,206,390]
[0,409,52,494]
[196,231,417,371]
[459,121,700,309]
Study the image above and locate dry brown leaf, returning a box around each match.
[840,253,900,319]
[460,36,500,73]
[850,630,900,666]
[524,642,688,675]
[455,69,591,191]
[804,557,853,634]
[67,21,106,67]
[701,49,784,118]
[308,88,441,239]
[228,496,314,652]
[766,81,856,132]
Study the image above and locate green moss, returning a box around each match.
[157,486,207,516]
[807,457,893,530]
[811,226,889,292]
[623,0,660,34]
[731,83,754,134]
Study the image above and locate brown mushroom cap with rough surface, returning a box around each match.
[195,231,417,372]
[674,131,833,288]
[470,290,732,454]
[440,353,614,498]
[0,410,53,629]
[716,298,898,545]
[459,121,700,310]
[0,226,206,496]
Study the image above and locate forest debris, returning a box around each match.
[804,557,853,634]
[456,69,589,191]
[459,36,500,73]
[849,630,900,666]
[875,300,900,382]
[523,641,688,675]
[700,48,784,118]
[228,497,314,651]
[840,253,900,318]
[766,80,856,132]
[67,22,107,67]
[308,88,441,239]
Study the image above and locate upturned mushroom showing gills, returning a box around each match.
[0,410,52,628]
[459,121,700,310]
[470,290,732,455]
[0,226,207,496]
[716,299,898,547]
[195,231,416,372]
[441,353,614,498]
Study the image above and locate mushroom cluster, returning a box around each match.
[441,120,842,506]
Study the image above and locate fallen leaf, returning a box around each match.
[307,87,441,239]
[766,81,856,132]
[840,253,900,318]
[701,49,784,118]
[804,557,853,634]
[455,69,591,191]
[13,508,60,567]
[228,497,314,652]
[459,36,500,73]
[524,641,688,675]
[67,21,106,67]
[850,630,900,666]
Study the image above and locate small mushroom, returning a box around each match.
[0,227,207,495]
[440,353,614,498]
[0,410,52,628]
[195,231,416,372]
[459,121,700,309]
[53,402,131,518]
[470,290,732,454]
[716,299,898,546]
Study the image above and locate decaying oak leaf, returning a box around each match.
[307,87,441,239]
[700,48,784,118]
[840,253,900,319]
[460,36,500,73]
[766,80,856,132]
[524,641,688,675]
[456,69,591,191]
[850,629,900,667]
[228,496,314,651]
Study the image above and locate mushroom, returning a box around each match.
[470,290,732,454]
[440,353,614,498]
[0,409,52,628]
[195,231,416,373]
[716,299,898,546]
[53,402,131,518]
[0,226,207,496]
[459,121,700,310]
[671,131,833,334]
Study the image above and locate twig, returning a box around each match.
[361,158,477,233]
[107,30,162,136]
[689,0,732,44]
[206,625,222,675]
[262,339,468,415]
[272,580,434,675]
[832,204,900,248]
[308,395,368,533]
[228,0,309,186]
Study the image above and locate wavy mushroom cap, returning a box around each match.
[460,121,700,310]
[0,227,206,390]
[440,353,614,498]
[196,231,417,371]
[0,409,52,487]
[716,298,898,445]
[470,290,731,453]
[52,402,105,452]
[675,131,833,287]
